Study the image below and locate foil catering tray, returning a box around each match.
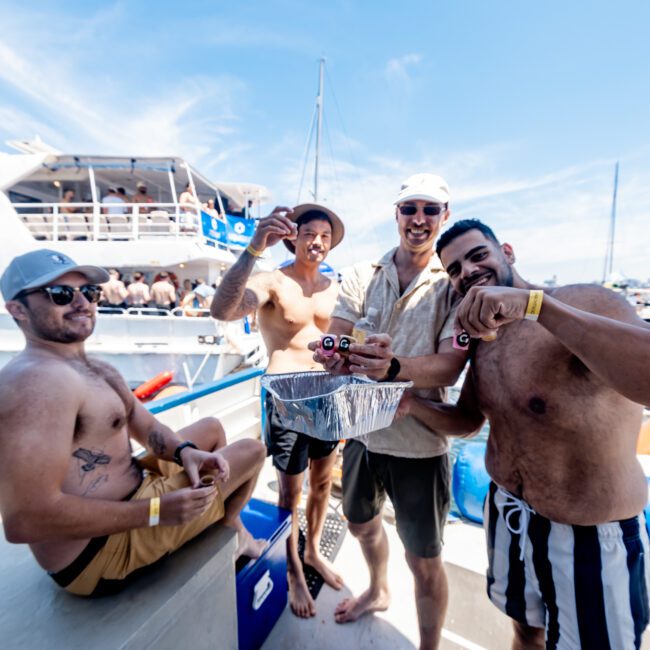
[261,371,413,441]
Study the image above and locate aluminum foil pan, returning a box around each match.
[261,371,413,441]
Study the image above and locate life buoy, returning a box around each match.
[133,370,173,400]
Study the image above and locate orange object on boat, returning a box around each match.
[134,371,173,400]
[637,419,650,455]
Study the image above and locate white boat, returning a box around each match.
[0,140,270,387]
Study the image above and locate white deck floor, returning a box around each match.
[252,457,512,650]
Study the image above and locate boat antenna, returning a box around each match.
[602,161,619,283]
[314,57,325,203]
[297,57,326,204]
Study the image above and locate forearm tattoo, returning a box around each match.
[212,250,260,320]
[148,430,167,457]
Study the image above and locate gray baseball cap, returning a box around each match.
[1,249,110,301]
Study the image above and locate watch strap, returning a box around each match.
[380,357,401,382]
[173,441,198,466]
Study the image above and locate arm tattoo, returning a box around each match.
[148,430,167,457]
[211,250,260,320]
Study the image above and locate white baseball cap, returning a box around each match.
[394,173,450,205]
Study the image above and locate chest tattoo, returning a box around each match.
[73,448,112,472]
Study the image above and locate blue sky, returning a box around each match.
[1,1,649,283]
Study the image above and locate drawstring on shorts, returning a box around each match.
[494,487,536,561]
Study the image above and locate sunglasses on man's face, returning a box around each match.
[398,204,446,217]
[21,284,102,306]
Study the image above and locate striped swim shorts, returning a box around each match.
[485,482,650,649]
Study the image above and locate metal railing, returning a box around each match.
[12,201,207,242]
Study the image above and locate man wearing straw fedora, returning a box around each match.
[211,203,346,618]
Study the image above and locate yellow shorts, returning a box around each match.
[54,456,225,596]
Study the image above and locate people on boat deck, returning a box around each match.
[132,181,154,214]
[126,271,151,307]
[150,271,177,311]
[100,268,128,309]
[311,173,467,650]
[101,186,127,215]
[60,188,77,214]
[0,248,266,596]
[399,218,650,649]
[211,203,346,618]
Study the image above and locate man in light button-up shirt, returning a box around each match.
[314,173,468,650]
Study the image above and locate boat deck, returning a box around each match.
[252,457,513,650]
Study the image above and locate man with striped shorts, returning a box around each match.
[401,219,650,649]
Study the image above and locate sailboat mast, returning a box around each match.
[313,58,325,202]
[602,162,619,283]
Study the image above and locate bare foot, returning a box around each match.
[288,567,316,618]
[236,528,266,560]
[303,548,344,590]
[334,587,390,624]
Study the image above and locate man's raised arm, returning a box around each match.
[454,285,650,406]
[536,293,650,405]
[390,338,468,387]
[211,206,295,321]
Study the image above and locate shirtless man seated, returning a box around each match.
[0,249,266,597]
[211,205,345,617]
[400,219,650,649]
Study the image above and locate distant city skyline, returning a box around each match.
[1,1,648,284]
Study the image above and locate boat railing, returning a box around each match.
[97,305,213,318]
[11,201,229,247]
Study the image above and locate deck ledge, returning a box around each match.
[0,524,238,650]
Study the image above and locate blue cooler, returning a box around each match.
[237,498,291,650]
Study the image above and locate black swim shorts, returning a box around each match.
[263,392,338,475]
[342,438,450,558]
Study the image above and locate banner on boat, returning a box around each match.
[201,212,256,249]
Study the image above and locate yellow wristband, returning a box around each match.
[524,290,544,321]
[149,497,160,527]
[245,243,264,258]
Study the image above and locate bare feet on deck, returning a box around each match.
[334,587,390,624]
[236,528,266,560]
[288,566,316,618]
[303,548,344,590]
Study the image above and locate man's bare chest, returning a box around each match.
[65,365,135,497]
[270,283,336,330]
[472,323,596,425]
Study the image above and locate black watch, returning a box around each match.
[380,357,401,382]
[173,441,198,466]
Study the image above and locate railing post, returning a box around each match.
[133,205,139,239]
[52,205,59,241]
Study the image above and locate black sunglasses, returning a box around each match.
[398,204,446,216]
[20,284,102,306]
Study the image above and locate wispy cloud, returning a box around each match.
[0,6,249,176]
[266,139,650,285]
[385,53,422,83]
